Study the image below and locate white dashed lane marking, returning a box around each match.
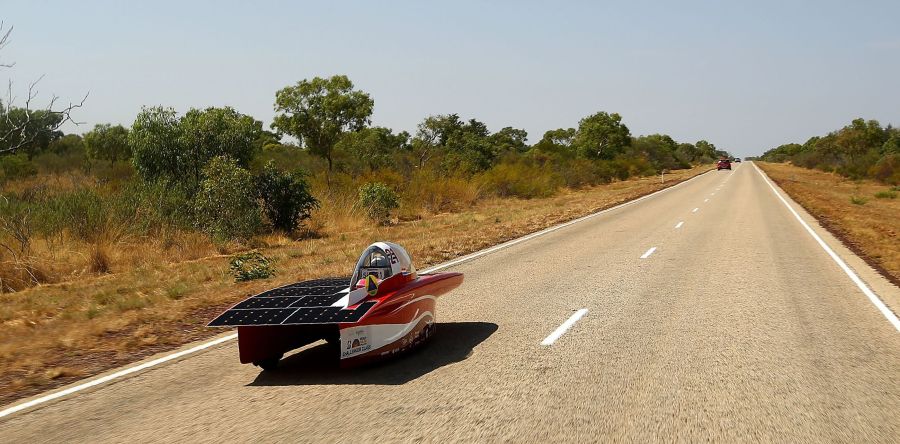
[640,247,657,259]
[541,309,589,346]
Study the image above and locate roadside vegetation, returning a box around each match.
[1,75,728,293]
[759,118,899,184]
[757,162,900,286]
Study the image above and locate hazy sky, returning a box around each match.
[3,1,899,157]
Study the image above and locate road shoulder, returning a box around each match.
[753,162,900,326]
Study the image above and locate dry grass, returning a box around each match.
[759,162,900,285]
[0,166,709,404]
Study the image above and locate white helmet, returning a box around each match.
[350,242,416,288]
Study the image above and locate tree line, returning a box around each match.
[1,75,728,243]
[760,118,899,184]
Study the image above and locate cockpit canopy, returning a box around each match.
[350,242,416,289]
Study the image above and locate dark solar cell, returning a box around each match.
[283,277,350,288]
[282,307,344,324]
[289,293,346,307]
[207,308,296,326]
[281,301,377,325]
[233,296,300,309]
[254,285,349,298]
[338,301,377,322]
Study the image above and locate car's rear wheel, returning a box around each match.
[253,353,283,371]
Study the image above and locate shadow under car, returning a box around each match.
[247,321,498,386]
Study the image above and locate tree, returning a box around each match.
[84,124,130,164]
[694,140,719,159]
[411,114,463,168]
[255,161,319,232]
[834,118,886,162]
[130,106,262,186]
[47,134,85,156]
[179,107,263,184]
[489,127,529,157]
[0,106,64,158]
[533,128,577,157]
[441,118,494,173]
[0,21,85,155]
[272,75,374,171]
[630,134,686,170]
[334,126,409,172]
[129,106,183,183]
[674,142,699,164]
[573,112,631,159]
[193,156,261,242]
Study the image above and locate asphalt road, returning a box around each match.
[2,163,899,442]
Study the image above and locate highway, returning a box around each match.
[2,163,898,442]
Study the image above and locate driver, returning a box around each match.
[356,252,391,288]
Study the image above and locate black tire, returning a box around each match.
[253,354,283,371]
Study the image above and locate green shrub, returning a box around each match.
[0,154,37,182]
[850,195,868,205]
[358,182,399,224]
[32,150,88,175]
[560,158,613,188]
[874,190,897,199]
[229,251,275,282]
[40,188,111,242]
[194,156,262,242]
[255,161,319,232]
[118,179,194,234]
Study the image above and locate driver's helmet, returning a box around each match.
[350,242,415,290]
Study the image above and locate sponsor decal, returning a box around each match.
[342,328,371,358]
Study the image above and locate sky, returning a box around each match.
[2,0,899,158]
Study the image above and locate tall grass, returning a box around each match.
[1,149,691,293]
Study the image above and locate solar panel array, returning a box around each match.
[208,277,377,327]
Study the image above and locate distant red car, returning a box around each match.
[717,159,732,170]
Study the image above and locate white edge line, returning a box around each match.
[0,333,238,419]
[0,168,715,418]
[752,162,900,332]
[675,221,684,229]
[640,247,657,259]
[541,309,589,346]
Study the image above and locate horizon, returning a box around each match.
[3,1,899,157]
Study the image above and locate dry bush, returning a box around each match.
[88,244,111,274]
[166,231,216,262]
[307,186,366,236]
[476,162,562,199]
[0,258,51,292]
[405,171,481,214]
